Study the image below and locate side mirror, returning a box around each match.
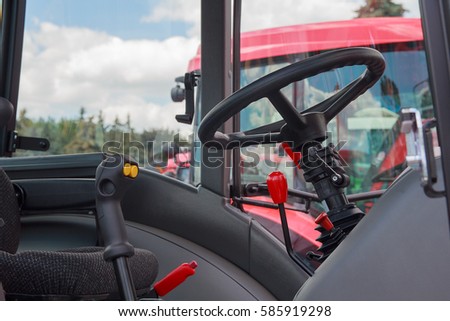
[171,72,200,125]
[171,84,185,102]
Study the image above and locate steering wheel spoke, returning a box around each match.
[268,91,303,128]
[243,120,285,136]
[206,131,284,149]
[238,132,284,147]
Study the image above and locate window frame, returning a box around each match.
[0,0,26,157]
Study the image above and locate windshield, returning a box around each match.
[165,2,428,270]
[157,1,428,271]
[240,43,429,195]
[236,1,428,269]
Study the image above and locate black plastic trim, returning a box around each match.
[0,0,26,156]
[420,0,450,228]
[0,153,104,179]
[14,178,96,211]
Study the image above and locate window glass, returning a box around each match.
[239,0,426,268]
[15,0,200,185]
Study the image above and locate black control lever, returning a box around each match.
[95,154,139,300]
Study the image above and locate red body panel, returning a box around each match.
[243,196,321,248]
[188,17,423,71]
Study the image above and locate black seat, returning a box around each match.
[0,168,159,300]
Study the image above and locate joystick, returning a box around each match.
[95,154,140,300]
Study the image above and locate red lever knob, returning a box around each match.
[267,171,288,204]
[315,212,334,231]
[154,261,198,297]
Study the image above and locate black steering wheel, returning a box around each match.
[198,47,385,150]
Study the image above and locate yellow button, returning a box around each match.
[123,163,131,177]
[130,165,139,178]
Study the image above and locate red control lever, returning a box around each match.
[154,261,198,297]
[267,171,288,204]
[315,212,334,231]
[266,171,310,270]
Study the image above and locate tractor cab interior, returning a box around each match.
[1,0,450,301]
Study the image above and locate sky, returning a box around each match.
[18,0,420,132]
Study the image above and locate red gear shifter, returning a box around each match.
[267,171,288,204]
[309,212,346,261]
[267,171,311,272]
[315,212,334,231]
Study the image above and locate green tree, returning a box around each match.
[355,0,406,18]
[14,106,185,165]
[95,110,105,148]
[64,115,99,154]
[79,106,86,120]
[16,109,32,133]
[56,118,78,153]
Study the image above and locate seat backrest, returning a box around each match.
[0,168,20,254]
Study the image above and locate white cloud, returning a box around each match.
[141,0,201,37]
[242,0,361,31]
[145,0,420,34]
[99,100,185,131]
[19,22,199,130]
[241,0,420,31]
[401,0,421,17]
